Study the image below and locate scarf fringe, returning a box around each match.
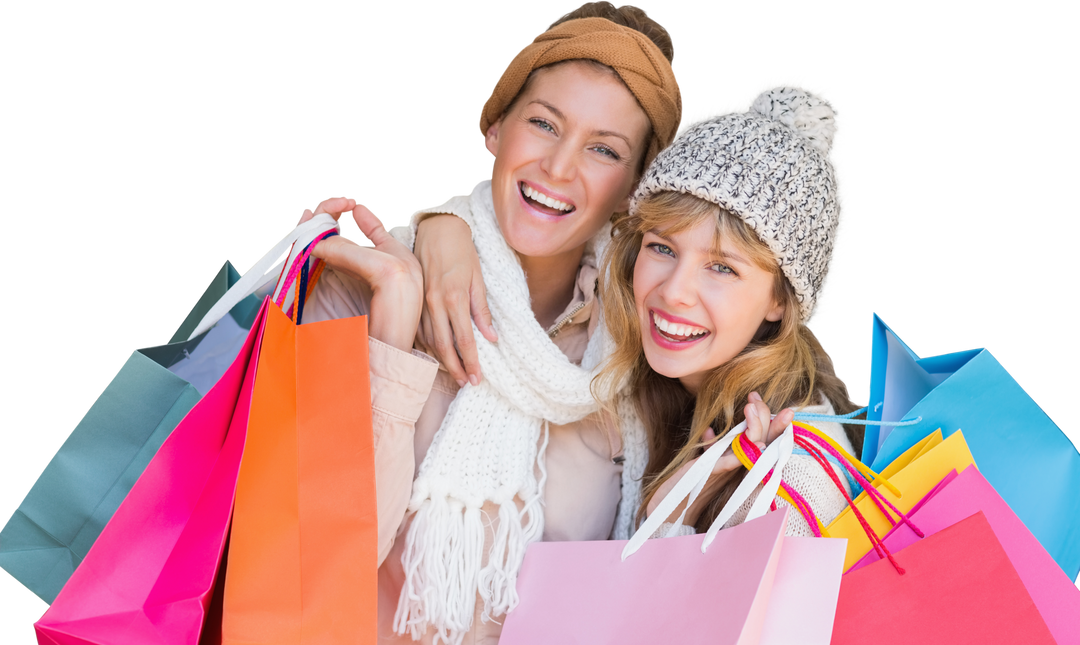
[394,500,484,644]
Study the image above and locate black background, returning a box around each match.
[4,3,1075,639]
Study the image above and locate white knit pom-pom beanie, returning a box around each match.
[633,87,840,321]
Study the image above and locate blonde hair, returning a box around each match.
[594,191,862,532]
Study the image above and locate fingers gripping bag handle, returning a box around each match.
[622,421,796,561]
[187,213,339,341]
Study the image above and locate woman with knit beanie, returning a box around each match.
[300,4,681,644]
[595,87,866,538]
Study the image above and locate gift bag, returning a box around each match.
[826,429,975,570]
[831,512,1056,644]
[863,315,1080,578]
[848,467,1080,645]
[33,298,269,645]
[0,262,258,603]
[221,296,377,643]
[501,419,846,645]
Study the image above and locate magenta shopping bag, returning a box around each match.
[847,467,1080,645]
[34,300,268,645]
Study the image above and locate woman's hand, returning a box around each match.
[299,198,423,353]
[646,392,794,528]
[413,214,498,388]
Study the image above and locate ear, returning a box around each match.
[485,120,502,157]
[764,298,785,322]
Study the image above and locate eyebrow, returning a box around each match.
[529,100,633,149]
[646,228,751,265]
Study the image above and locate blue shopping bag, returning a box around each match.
[863,314,1080,580]
[0,262,260,603]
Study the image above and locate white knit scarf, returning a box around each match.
[393,182,646,645]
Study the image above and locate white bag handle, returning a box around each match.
[622,421,796,560]
[187,214,339,341]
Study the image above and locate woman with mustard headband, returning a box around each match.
[300,4,681,644]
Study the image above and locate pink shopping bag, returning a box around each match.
[847,466,1080,645]
[34,299,269,645]
[758,537,847,645]
[500,509,788,644]
[502,418,852,644]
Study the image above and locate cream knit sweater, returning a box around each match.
[652,398,855,539]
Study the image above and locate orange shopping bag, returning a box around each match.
[221,301,377,644]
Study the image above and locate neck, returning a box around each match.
[518,245,586,330]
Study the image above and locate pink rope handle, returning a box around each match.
[274,230,338,310]
[794,435,906,574]
[793,425,924,538]
[737,434,823,537]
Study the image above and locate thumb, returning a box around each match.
[352,204,392,247]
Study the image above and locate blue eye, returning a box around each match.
[710,263,735,275]
[646,242,674,256]
[530,118,555,133]
[591,145,619,160]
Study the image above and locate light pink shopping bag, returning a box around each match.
[500,509,788,645]
[34,300,269,645]
[847,466,1080,644]
[758,537,847,645]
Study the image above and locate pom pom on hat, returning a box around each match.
[633,87,840,321]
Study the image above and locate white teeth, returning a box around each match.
[652,312,707,339]
[522,184,572,212]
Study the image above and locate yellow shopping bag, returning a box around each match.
[827,430,977,570]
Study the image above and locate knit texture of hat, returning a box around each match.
[634,87,839,320]
[481,16,681,168]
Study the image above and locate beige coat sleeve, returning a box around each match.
[305,267,439,566]
[367,338,438,565]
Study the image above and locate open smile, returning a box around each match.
[519,181,576,217]
[649,309,710,349]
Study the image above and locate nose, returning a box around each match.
[540,138,577,183]
[657,260,698,310]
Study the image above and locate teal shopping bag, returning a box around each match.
[0,262,259,603]
[863,315,1080,580]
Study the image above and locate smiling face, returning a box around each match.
[633,215,785,394]
[485,61,651,261]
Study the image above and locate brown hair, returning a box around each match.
[594,191,863,532]
[550,3,674,62]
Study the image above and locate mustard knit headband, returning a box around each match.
[480,17,682,168]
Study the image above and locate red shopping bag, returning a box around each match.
[847,467,1080,644]
[831,512,1055,644]
[34,299,269,645]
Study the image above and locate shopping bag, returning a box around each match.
[33,298,269,645]
[500,510,789,645]
[759,537,847,645]
[848,467,1080,645]
[0,262,258,603]
[831,512,1056,644]
[863,315,1080,578]
[221,303,377,643]
[826,429,976,570]
[502,419,844,645]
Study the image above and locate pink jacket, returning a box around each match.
[306,263,624,645]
